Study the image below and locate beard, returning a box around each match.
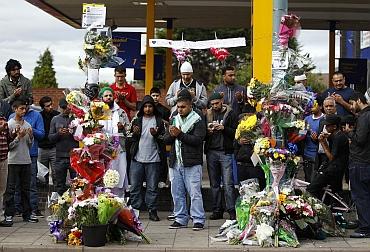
[107,100,114,109]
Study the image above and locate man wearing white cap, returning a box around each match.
[294,73,312,92]
[166,61,208,113]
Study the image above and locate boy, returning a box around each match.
[1,100,38,227]
[150,87,170,188]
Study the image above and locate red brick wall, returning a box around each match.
[32,87,167,110]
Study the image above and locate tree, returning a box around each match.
[32,48,58,88]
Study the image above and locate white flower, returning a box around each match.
[103,170,120,188]
[256,223,274,246]
[83,137,95,146]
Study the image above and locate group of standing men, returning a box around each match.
[0,58,369,238]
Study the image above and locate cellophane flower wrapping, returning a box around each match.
[277,220,299,247]
[90,101,112,120]
[98,192,125,225]
[236,179,261,230]
[235,114,261,141]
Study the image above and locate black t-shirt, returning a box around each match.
[180,79,197,92]
[326,130,349,174]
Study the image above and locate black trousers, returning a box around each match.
[237,163,266,191]
[4,164,32,218]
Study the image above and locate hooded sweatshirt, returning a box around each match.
[128,96,165,161]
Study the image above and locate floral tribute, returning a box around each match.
[46,89,150,246]
[212,14,343,248]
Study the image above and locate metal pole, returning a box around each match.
[271,0,287,92]
[165,18,173,90]
[329,21,336,87]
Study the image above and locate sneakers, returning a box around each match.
[158,182,167,188]
[0,216,13,227]
[169,221,187,229]
[32,210,44,218]
[209,212,223,220]
[192,223,204,231]
[23,214,39,223]
[167,213,175,221]
[149,210,160,221]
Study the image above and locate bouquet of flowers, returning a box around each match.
[67,227,82,246]
[103,170,120,188]
[235,114,260,141]
[265,148,291,162]
[280,195,316,230]
[263,102,300,128]
[254,137,271,156]
[97,193,125,225]
[113,207,151,243]
[68,198,100,228]
[90,101,111,120]
[70,149,106,184]
[247,78,271,103]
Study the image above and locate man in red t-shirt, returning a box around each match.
[110,66,137,120]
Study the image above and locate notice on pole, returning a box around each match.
[272,50,288,70]
[82,3,106,28]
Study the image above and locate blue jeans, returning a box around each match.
[207,150,235,213]
[15,156,38,212]
[349,161,370,233]
[129,160,160,211]
[169,163,205,225]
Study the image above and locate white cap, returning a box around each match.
[180,61,193,73]
[294,74,307,82]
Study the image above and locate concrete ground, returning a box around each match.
[0,212,369,252]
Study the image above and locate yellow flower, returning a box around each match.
[279,194,287,203]
[273,152,279,159]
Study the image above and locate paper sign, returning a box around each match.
[251,152,262,167]
[82,3,106,28]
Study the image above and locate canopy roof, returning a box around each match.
[26,0,370,30]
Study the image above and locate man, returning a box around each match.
[0,116,10,224]
[344,92,370,238]
[1,100,38,227]
[150,87,170,123]
[307,114,348,199]
[213,66,246,115]
[110,66,137,121]
[10,98,44,218]
[165,89,206,231]
[322,71,354,116]
[150,87,170,187]
[48,99,79,196]
[205,93,237,220]
[0,59,33,105]
[294,74,313,92]
[303,97,324,182]
[128,95,165,221]
[38,96,59,187]
[315,97,337,180]
[99,87,130,197]
[166,61,208,114]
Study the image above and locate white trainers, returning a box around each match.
[158,182,167,188]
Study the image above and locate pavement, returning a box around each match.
[0,212,369,252]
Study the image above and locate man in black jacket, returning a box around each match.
[205,93,237,220]
[165,89,206,231]
[38,96,59,186]
[128,95,165,221]
[344,92,370,238]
